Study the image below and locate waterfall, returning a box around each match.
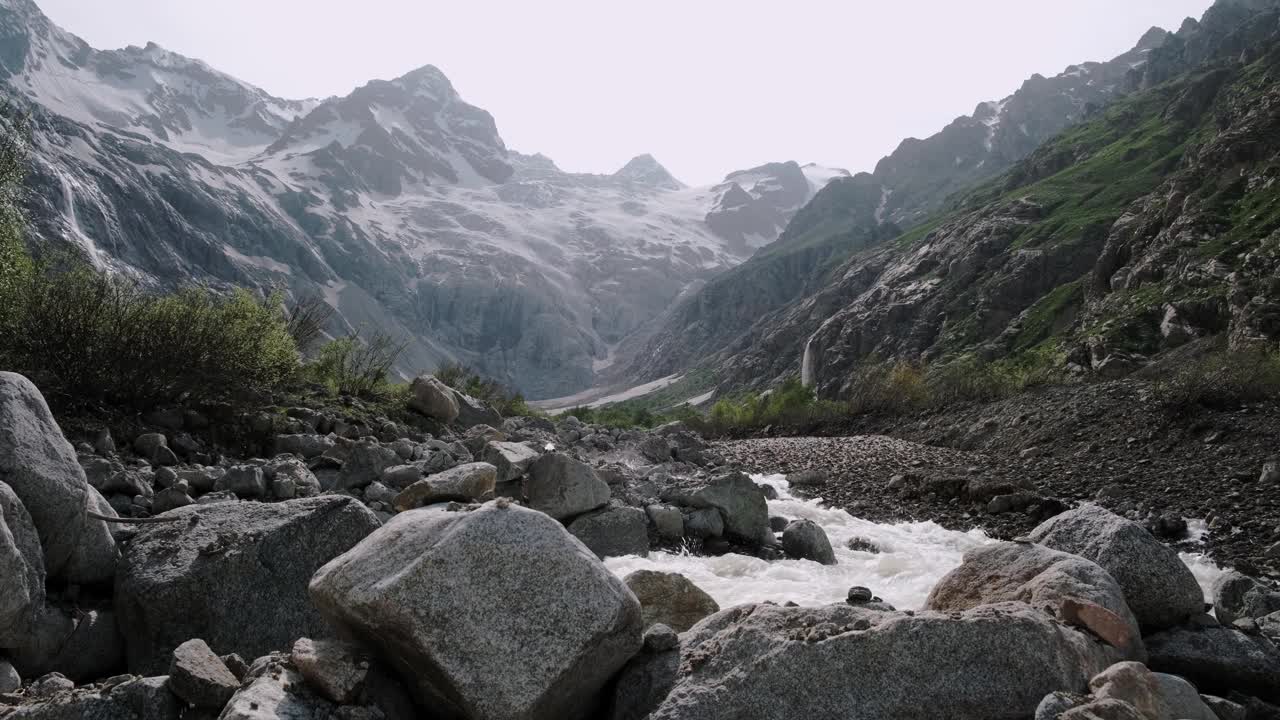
[801,336,816,389]
[57,170,104,268]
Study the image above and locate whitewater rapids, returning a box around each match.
[606,474,1227,611]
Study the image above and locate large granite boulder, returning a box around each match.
[482,441,540,483]
[525,453,611,521]
[393,462,497,510]
[409,375,460,424]
[645,602,1115,720]
[115,495,380,673]
[781,519,836,565]
[660,471,770,546]
[1028,504,1202,630]
[1213,571,1280,625]
[0,372,117,584]
[0,481,44,648]
[310,501,643,720]
[624,570,720,633]
[926,542,1143,659]
[567,505,650,559]
[1144,626,1280,702]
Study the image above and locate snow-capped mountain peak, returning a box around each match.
[613,154,685,190]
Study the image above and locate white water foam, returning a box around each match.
[606,474,1228,611]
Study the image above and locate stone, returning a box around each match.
[134,433,177,466]
[847,586,874,604]
[781,519,837,565]
[220,655,335,720]
[30,672,74,697]
[1213,571,1280,625]
[661,471,770,546]
[176,467,224,493]
[380,464,424,490]
[92,429,116,456]
[338,440,400,491]
[310,501,643,720]
[0,373,118,584]
[646,504,684,541]
[274,434,335,459]
[568,505,650,559]
[624,570,720,632]
[0,481,44,647]
[0,659,20,694]
[1060,699,1147,720]
[769,515,789,532]
[150,485,194,514]
[168,638,239,708]
[453,391,503,430]
[1261,611,1280,641]
[1261,458,1280,485]
[525,452,611,521]
[393,462,497,511]
[1028,503,1203,630]
[926,541,1142,658]
[608,646,680,720]
[481,441,540,483]
[787,469,828,486]
[264,456,321,498]
[1153,672,1217,720]
[636,436,672,463]
[408,375,460,424]
[215,465,266,498]
[1200,695,1247,720]
[10,605,124,682]
[846,537,881,553]
[291,637,368,704]
[1036,691,1089,720]
[647,602,1116,720]
[1089,662,1172,719]
[1145,626,1280,702]
[682,508,723,538]
[115,496,380,674]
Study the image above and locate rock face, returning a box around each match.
[0,481,44,647]
[646,602,1114,720]
[926,542,1142,659]
[114,495,380,674]
[524,453,611,521]
[624,570,720,633]
[1027,504,1202,630]
[0,372,118,584]
[309,501,643,720]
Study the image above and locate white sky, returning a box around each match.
[40,0,1210,186]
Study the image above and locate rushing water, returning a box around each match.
[606,474,1227,611]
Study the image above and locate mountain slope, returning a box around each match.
[706,0,1280,396]
[0,0,844,398]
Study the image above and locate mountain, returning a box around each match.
[0,0,845,398]
[658,0,1280,396]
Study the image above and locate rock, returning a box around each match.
[1261,611,1280,641]
[660,471,770,546]
[1200,695,1247,720]
[525,453,611,521]
[846,537,881,553]
[134,433,177,466]
[769,515,789,532]
[10,605,124,682]
[408,375,460,424]
[452,390,503,429]
[608,645,680,720]
[782,519,837,565]
[647,602,1115,720]
[264,456,321,498]
[310,501,643,719]
[393,462,497,511]
[0,373,118,584]
[92,429,116,456]
[1028,503,1203,630]
[757,483,778,500]
[0,659,20,694]
[787,469,828,486]
[636,436,672,463]
[1060,699,1147,719]
[1037,691,1089,719]
[150,485,194,514]
[168,638,239,708]
[338,440,400,491]
[926,542,1143,658]
[847,586,874,604]
[1213,571,1280,625]
[624,570,721,632]
[177,466,224,493]
[683,507,724,538]
[1261,458,1280,485]
[215,465,267,498]
[274,434,335,459]
[30,672,74,697]
[988,491,1042,515]
[0,481,44,647]
[380,464,424,490]
[115,496,380,674]
[1089,662,1173,719]
[1145,626,1280,702]
[646,504,684,541]
[481,441,540,483]
[291,637,368,704]
[219,654,334,720]
[1154,672,1217,720]
[644,624,679,653]
[568,505,650,559]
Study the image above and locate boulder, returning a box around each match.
[646,602,1115,720]
[1145,626,1280,702]
[786,470,828,487]
[215,465,266,498]
[115,495,380,674]
[338,440,400,491]
[1200,695,1247,720]
[0,372,118,584]
[452,390,503,429]
[264,456,321,498]
[608,642,680,720]
[567,505,650,559]
[525,453,611,521]
[220,654,335,720]
[624,570,720,632]
[291,637,368,704]
[134,433,177,466]
[409,375,460,424]
[1213,571,1280,625]
[393,462,498,511]
[646,505,684,541]
[0,481,44,647]
[926,542,1143,659]
[274,434,335,459]
[1036,691,1089,719]
[1028,504,1202,630]
[1153,672,1217,720]
[1088,662,1172,719]
[781,519,836,565]
[1060,699,1146,719]
[660,472,771,546]
[481,441,540,483]
[168,638,239,708]
[10,605,124,682]
[683,508,724,539]
[636,436,672,463]
[309,501,643,720]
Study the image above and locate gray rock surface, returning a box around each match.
[568,505,650,559]
[1028,504,1202,630]
[482,441,540,483]
[660,471,770,546]
[409,376,460,424]
[525,453,611,521]
[310,501,643,720]
[0,372,118,584]
[215,465,266,498]
[168,638,239,708]
[1213,571,1280,625]
[0,481,44,647]
[220,655,335,720]
[338,440,400,491]
[10,605,124,682]
[781,519,836,565]
[646,602,1115,720]
[0,659,18,694]
[646,504,684,541]
[624,570,720,633]
[115,495,380,674]
[291,637,368,704]
[393,462,497,511]
[1144,626,1280,702]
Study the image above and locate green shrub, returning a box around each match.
[0,103,32,328]
[307,330,406,398]
[1153,347,1280,414]
[0,262,299,409]
[431,361,539,417]
[285,292,335,353]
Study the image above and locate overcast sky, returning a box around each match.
[40,0,1210,186]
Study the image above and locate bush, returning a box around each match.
[307,330,406,398]
[1153,347,1280,414]
[0,261,299,409]
[431,361,538,417]
[0,103,32,326]
[285,293,335,353]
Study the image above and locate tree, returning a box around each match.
[0,102,31,303]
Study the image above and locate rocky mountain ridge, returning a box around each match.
[0,0,844,399]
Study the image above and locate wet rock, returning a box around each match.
[568,505,649,559]
[769,515,789,532]
[310,501,643,720]
[782,519,836,565]
[624,570,720,632]
[646,504,684,541]
[845,537,881,553]
[683,507,724,538]
[660,471,770,546]
[168,638,239,708]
